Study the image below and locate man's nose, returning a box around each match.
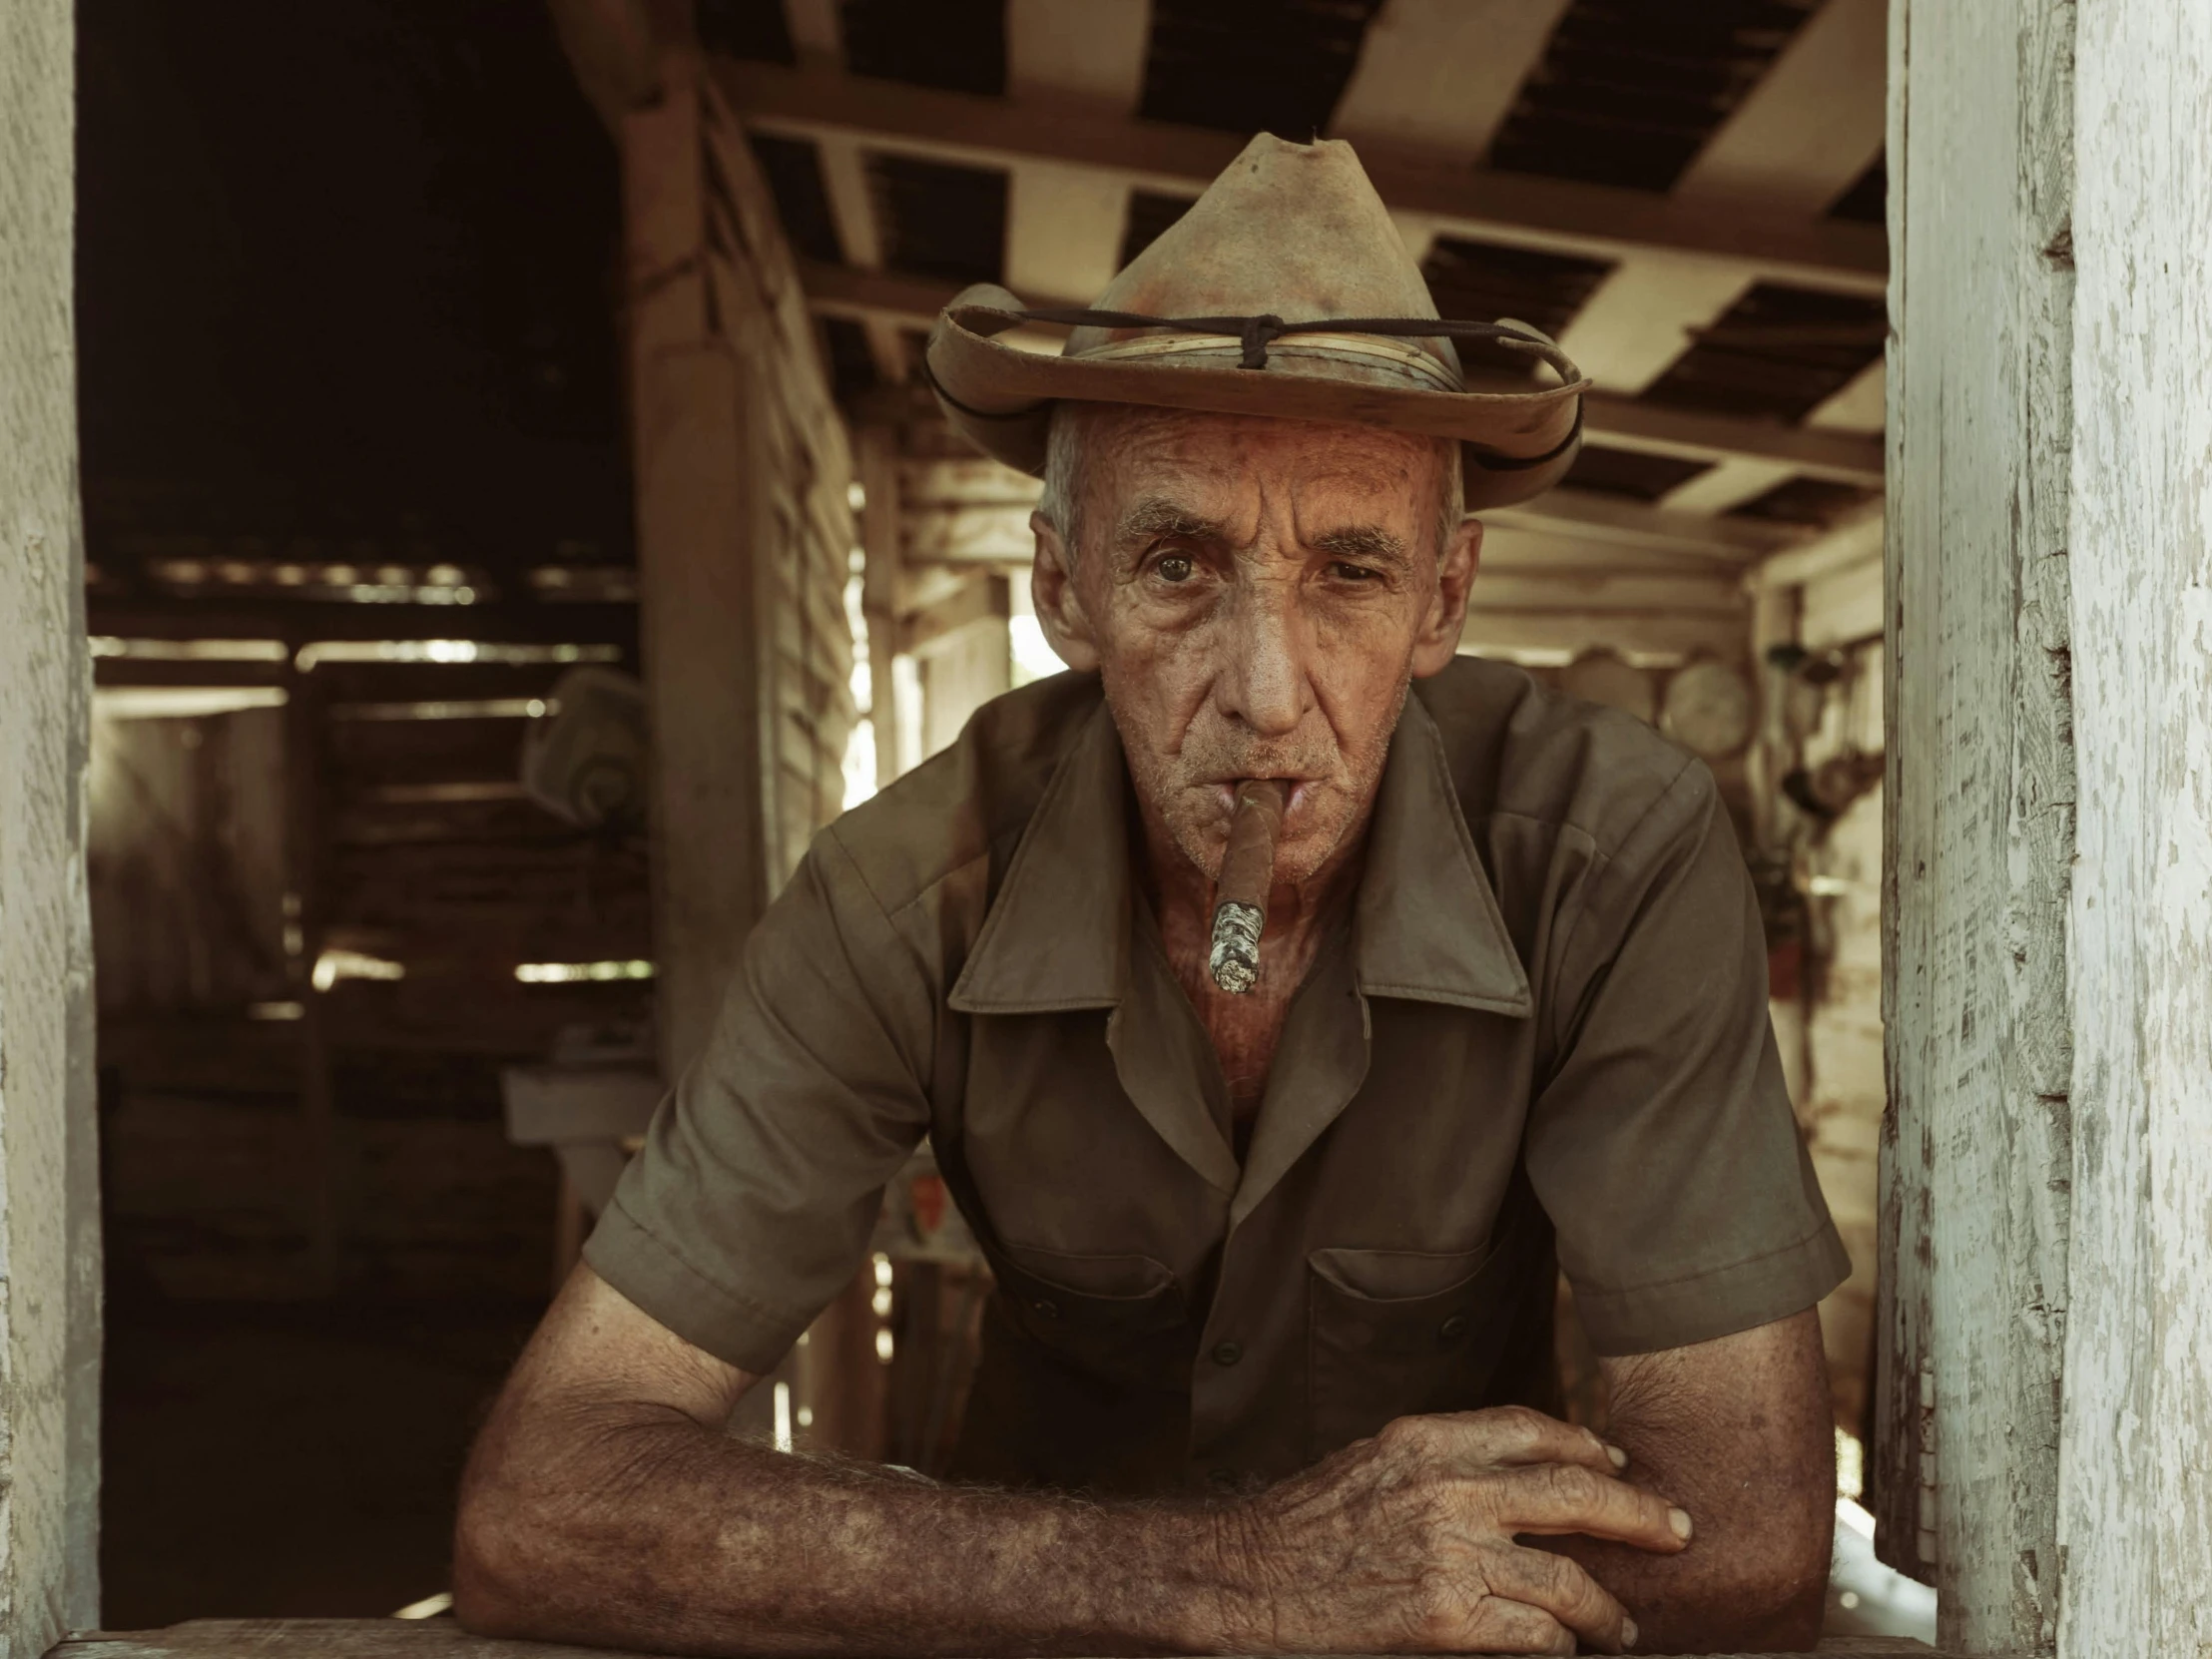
[1216,583,1310,738]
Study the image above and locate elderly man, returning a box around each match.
[455,137,1848,1656]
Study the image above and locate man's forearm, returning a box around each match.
[1542,1314,1836,1653]
[455,1402,1234,1658]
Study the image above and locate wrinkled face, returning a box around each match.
[1032,407,1478,889]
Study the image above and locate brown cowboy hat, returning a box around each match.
[923,133,1589,511]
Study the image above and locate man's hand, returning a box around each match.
[1213,1407,1689,1656]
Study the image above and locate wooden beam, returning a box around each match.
[1807,359,1887,433]
[1579,392,1885,487]
[814,136,909,383]
[1483,486,1800,560]
[0,0,100,1636]
[623,71,772,1083]
[1329,0,1571,160]
[796,261,1890,484]
[2056,5,2212,1651]
[1006,0,1148,108]
[716,59,1887,293]
[545,0,662,133]
[1878,0,2072,1644]
[1656,457,1801,516]
[1747,499,1882,591]
[85,599,639,650]
[1457,610,1746,668]
[854,426,903,790]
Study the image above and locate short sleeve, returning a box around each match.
[583,830,935,1373]
[1525,758,1849,1357]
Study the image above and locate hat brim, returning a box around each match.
[925,285,1589,510]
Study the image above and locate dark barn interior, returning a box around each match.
[80,0,641,1619]
[75,0,1911,1632]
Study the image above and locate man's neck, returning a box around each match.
[1134,792,1370,1134]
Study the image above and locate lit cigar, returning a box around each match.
[1208,779,1288,994]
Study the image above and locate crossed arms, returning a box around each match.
[453,1265,1834,1656]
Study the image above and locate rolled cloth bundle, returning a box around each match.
[1208,780,1288,994]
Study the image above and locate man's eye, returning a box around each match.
[1330,561,1379,582]
[1156,553,1194,583]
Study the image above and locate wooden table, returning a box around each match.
[50,1620,1945,1659]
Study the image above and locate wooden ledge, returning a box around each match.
[49,1619,1945,1659]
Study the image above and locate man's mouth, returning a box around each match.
[1211,777,1318,821]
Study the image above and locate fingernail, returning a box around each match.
[1668,1506,1693,1540]
[1621,1618,1639,1650]
[1605,1442,1628,1468]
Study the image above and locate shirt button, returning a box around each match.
[1030,1297,1060,1320]
[1211,1340,1244,1367]
[1436,1313,1471,1344]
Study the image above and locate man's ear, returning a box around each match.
[1030,509,1101,672]
[1410,515,1481,677]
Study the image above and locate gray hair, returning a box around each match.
[1034,402,1465,568]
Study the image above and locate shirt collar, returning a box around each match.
[1352,692,1533,1017]
[948,686,1532,1018]
[947,701,1130,1014]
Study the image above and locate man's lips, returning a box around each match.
[1206,777,1321,820]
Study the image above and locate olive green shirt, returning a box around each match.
[586,658,1848,1494]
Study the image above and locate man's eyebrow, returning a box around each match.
[1313,524,1410,565]
[1111,499,1224,548]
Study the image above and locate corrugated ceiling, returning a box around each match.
[1560,445,1712,502]
[1829,155,1887,224]
[1486,0,1823,192]
[1421,237,1614,345]
[1140,0,1387,140]
[750,135,841,265]
[1641,281,1888,421]
[865,153,1007,285]
[1119,190,1198,269]
[819,317,877,401]
[696,0,795,64]
[1729,476,1880,524]
[838,0,1005,96]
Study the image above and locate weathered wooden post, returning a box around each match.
[1883,3,2212,1654]
[0,0,105,1646]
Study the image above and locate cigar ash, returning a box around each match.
[1207,779,1287,994]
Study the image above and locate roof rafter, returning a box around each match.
[713,57,1887,294]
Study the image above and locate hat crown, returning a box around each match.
[1073,135,1457,378]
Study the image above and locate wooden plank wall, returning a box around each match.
[623,53,855,1079]
[0,0,103,1643]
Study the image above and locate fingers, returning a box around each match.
[1489,1461,1691,1554]
[1485,1544,1637,1654]
[1454,1597,1577,1657]
[1387,1405,1626,1477]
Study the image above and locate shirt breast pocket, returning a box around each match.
[991,1244,1194,1393]
[1306,1199,1549,1459]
